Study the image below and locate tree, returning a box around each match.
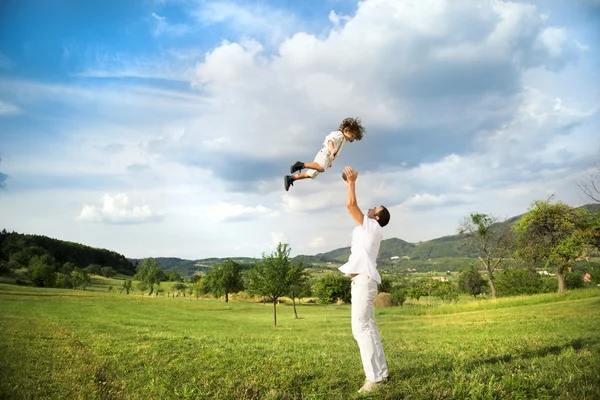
[28,255,56,287]
[391,288,407,307]
[513,198,594,295]
[100,266,116,278]
[123,279,133,294]
[134,258,163,296]
[458,265,488,298]
[286,259,311,319]
[85,263,102,275]
[72,268,91,290]
[576,163,600,204]
[459,213,514,298]
[136,281,149,296]
[168,271,183,282]
[313,273,351,304]
[246,243,297,326]
[61,262,76,275]
[407,284,427,302]
[204,259,244,302]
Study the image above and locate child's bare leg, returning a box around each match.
[292,172,311,181]
[303,162,325,172]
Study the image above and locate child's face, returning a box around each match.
[342,128,356,142]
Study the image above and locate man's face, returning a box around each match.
[367,206,384,220]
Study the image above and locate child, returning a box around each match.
[285,117,365,191]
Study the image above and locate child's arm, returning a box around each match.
[328,140,337,157]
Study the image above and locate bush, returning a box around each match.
[496,267,544,296]
[565,271,584,290]
[314,274,351,304]
[391,288,407,307]
[55,272,73,288]
[431,281,459,302]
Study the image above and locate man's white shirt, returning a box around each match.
[338,217,383,284]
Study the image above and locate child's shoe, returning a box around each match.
[290,161,304,174]
[284,175,294,191]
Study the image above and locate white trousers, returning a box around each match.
[351,274,389,382]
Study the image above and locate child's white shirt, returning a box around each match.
[322,131,346,165]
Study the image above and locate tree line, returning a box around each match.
[0,230,136,288]
[1,196,599,319]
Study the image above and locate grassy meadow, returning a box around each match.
[0,280,599,400]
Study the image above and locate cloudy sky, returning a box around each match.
[1,0,599,260]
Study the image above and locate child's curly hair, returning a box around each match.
[339,117,365,141]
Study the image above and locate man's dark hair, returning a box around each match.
[376,206,390,227]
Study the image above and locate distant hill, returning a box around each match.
[4,203,596,278]
[0,229,136,275]
[130,256,259,277]
[298,203,599,265]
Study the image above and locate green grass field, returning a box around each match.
[1,282,599,400]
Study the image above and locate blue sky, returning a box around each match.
[1,0,599,259]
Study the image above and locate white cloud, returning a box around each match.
[271,232,288,248]
[78,193,163,224]
[213,202,279,222]
[0,100,21,115]
[151,12,192,37]
[191,1,301,46]
[307,236,327,248]
[2,0,598,259]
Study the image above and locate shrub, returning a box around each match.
[391,288,407,307]
[565,271,584,290]
[496,267,544,296]
[314,274,351,304]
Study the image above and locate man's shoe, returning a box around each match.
[357,380,381,394]
[284,175,294,191]
[290,161,304,174]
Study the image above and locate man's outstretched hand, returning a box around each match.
[342,166,358,183]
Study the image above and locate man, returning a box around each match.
[338,165,391,394]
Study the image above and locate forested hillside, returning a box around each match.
[0,230,135,275]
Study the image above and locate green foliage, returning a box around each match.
[458,265,488,298]
[85,264,102,275]
[172,282,187,293]
[565,271,585,290]
[430,281,459,302]
[378,276,393,293]
[495,268,545,297]
[55,272,73,288]
[134,258,163,295]
[391,288,407,307]
[407,284,427,301]
[100,266,116,278]
[71,268,91,290]
[0,230,135,275]
[313,273,351,304]
[204,259,244,302]
[167,271,183,282]
[136,281,148,296]
[513,198,593,295]
[122,279,132,295]
[28,255,56,287]
[61,262,76,274]
[246,243,303,326]
[286,259,311,319]
[458,212,514,298]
